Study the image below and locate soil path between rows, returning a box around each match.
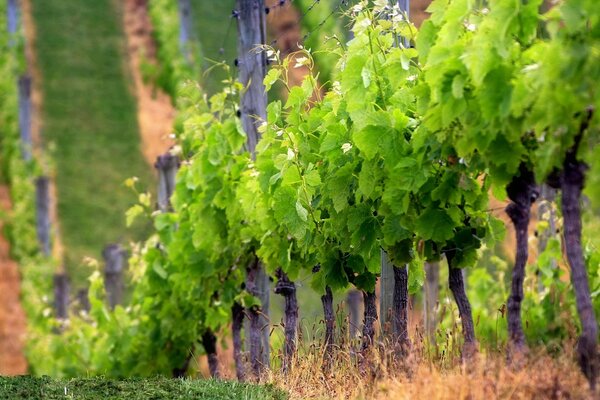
[123,0,175,166]
[0,186,28,375]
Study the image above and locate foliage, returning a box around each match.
[419,0,600,347]
[295,0,351,87]
[7,0,600,380]
[417,0,600,191]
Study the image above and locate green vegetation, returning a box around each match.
[31,0,154,283]
[296,0,351,86]
[2,0,599,394]
[0,376,287,400]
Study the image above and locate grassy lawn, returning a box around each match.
[31,0,154,285]
[0,376,287,400]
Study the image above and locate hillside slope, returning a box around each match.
[30,0,154,284]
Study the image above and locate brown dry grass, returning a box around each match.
[266,346,594,399]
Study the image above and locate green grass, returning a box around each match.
[31,0,154,285]
[0,376,287,400]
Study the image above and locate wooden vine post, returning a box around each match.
[36,176,70,321]
[35,176,51,257]
[177,0,195,65]
[7,0,18,40]
[423,261,439,342]
[347,289,362,340]
[102,244,125,310]
[379,0,411,353]
[321,284,335,360]
[18,75,32,161]
[236,0,270,378]
[155,153,179,212]
[379,251,394,334]
[53,274,69,320]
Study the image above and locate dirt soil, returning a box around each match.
[123,0,175,166]
[0,186,28,375]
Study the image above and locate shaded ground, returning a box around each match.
[0,376,287,400]
[0,185,27,375]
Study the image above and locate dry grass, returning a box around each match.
[265,344,594,399]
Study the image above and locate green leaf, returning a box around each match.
[354,272,376,293]
[388,239,414,265]
[305,169,321,187]
[295,201,308,222]
[451,74,466,99]
[394,158,428,191]
[126,205,144,227]
[285,86,309,109]
[408,254,425,294]
[323,163,354,213]
[361,66,372,88]
[354,125,386,160]
[273,186,307,239]
[431,172,462,204]
[152,260,168,279]
[264,68,282,92]
[358,161,379,199]
[415,207,456,243]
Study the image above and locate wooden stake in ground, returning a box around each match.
[35,176,51,256]
[236,0,270,379]
[18,75,32,161]
[102,244,125,310]
[380,250,394,334]
[347,289,362,340]
[321,285,335,361]
[53,273,69,320]
[177,0,195,65]
[423,261,439,343]
[7,0,18,36]
[155,153,179,212]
